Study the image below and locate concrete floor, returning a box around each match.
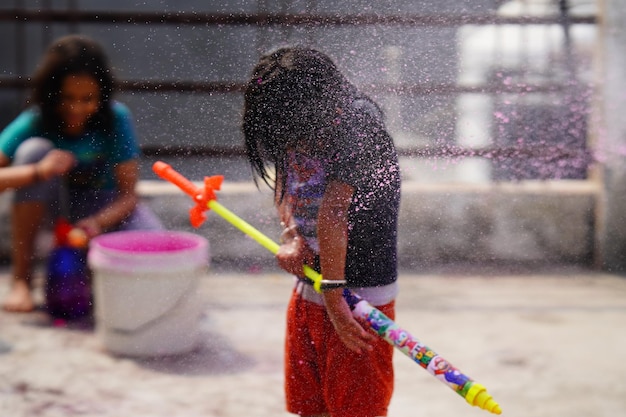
[1,265,626,417]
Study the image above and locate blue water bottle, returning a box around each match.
[45,218,92,319]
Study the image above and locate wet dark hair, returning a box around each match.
[242,46,360,191]
[30,34,115,134]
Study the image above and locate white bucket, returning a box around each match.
[88,230,209,356]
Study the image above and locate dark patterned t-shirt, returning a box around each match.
[285,98,401,288]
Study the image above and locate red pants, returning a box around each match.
[285,289,395,417]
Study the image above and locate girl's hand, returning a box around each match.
[323,288,377,354]
[37,150,76,181]
[75,217,102,238]
[276,229,314,277]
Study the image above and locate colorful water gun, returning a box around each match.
[152,161,502,415]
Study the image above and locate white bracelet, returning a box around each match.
[279,225,298,244]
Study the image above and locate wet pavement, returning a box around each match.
[1,264,626,417]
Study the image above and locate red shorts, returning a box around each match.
[285,289,395,417]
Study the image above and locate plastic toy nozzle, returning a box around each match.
[54,217,88,248]
[465,383,502,414]
[67,228,88,249]
[152,161,223,227]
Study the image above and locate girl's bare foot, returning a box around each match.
[2,280,34,312]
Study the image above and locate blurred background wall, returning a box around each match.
[1,1,623,271]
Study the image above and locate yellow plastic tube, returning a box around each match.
[207,200,324,292]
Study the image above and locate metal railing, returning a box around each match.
[0,5,597,171]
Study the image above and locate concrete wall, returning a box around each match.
[0,179,599,270]
[138,180,597,270]
[597,0,626,271]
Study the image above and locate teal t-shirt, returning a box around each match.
[0,101,140,190]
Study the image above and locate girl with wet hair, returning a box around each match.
[243,46,401,417]
[0,34,162,313]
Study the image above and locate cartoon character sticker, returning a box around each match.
[428,356,472,392]
[410,343,436,369]
[366,308,393,334]
[388,327,410,348]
